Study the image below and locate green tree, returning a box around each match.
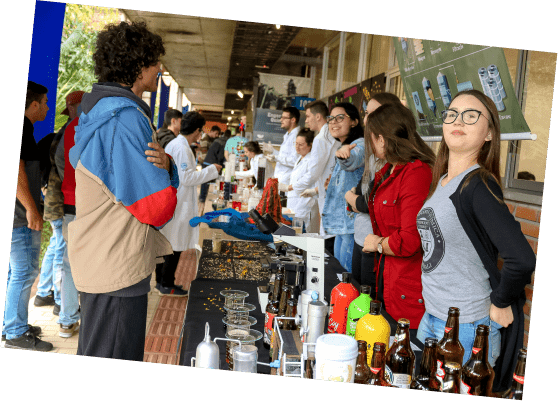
[54,4,119,131]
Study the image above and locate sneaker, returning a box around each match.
[155,283,188,297]
[34,292,55,307]
[2,324,41,342]
[4,330,53,351]
[59,322,79,338]
[53,303,60,316]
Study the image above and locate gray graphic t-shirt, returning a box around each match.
[417,164,491,323]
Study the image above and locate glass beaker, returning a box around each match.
[233,344,258,373]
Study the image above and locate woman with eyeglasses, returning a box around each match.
[361,102,435,329]
[416,89,535,387]
[321,102,365,272]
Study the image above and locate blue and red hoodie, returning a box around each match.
[67,83,179,294]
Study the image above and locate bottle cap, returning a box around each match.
[360,285,371,294]
[342,272,351,283]
[424,337,438,348]
[311,291,318,301]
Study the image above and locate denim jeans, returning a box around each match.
[417,311,502,367]
[59,214,80,326]
[36,218,64,305]
[334,234,355,273]
[3,226,41,340]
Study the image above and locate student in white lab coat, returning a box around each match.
[157,112,222,296]
[234,141,264,182]
[285,129,317,231]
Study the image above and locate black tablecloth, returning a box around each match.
[179,240,424,374]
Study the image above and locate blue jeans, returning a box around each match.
[59,214,80,326]
[334,234,354,273]
[36,218,64,305]
[417,312,502,367]
[3,226,41,340]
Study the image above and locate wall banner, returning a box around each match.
[393,38,531,137]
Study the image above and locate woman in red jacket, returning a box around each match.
[362,103,435,329]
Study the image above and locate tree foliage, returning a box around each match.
[54,4,120,131]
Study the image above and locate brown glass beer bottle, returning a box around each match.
[263,270,282,352]
[440,362,461,393]
[354,340,372,384]
[385,318,415,389]
[284,296,298,330]
[277,284,292,329]
[411,337,440,391]
[436,307,465,383]
[460,324,494,396]
[368,342,396,387]
[501,348,527,400]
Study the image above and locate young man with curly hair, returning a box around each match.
[68,21,179,360]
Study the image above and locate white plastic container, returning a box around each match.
[314,334,358,383]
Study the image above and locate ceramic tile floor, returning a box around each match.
[1,194,224,365]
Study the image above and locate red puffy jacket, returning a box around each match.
[368,159,432,329]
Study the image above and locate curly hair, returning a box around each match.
[93,21,165,86]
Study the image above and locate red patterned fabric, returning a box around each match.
[250,178,290,225]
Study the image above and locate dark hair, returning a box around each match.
[427,89,502,201]
[305,100,328,118]
[26,81,48,110]
[329,102,364,145]
[363,92,403,185]
[180,111,206,136]
[210,125,221,133]
[223,129,232,139]
[517,171,536,181]
[297,128,314,147]
[283,106,300,125]
[93,21,165,86]
[367,102,435,167]
[244,141,262,154]
[163,108,183,129]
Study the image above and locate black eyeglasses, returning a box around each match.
[326,114,349,124]
[442,109,489,125]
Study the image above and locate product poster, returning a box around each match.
[359,73,386,122]
[393,38,531,137]
[253,72,309,144]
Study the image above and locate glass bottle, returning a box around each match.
[411,337,440,391]
[263,270,282,352]
[368,342,397,387]
[440,362,461,393]
[284,297,298,330]
[436,307,465,383]
[354,340,372,384]
[354,300,391,366]
[385,318,415,389]
[501,348,527,399]
[327,272,359,334]
[460,324,494,396]
[345,285,372,338]
[277,284,292,329]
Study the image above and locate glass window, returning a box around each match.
[515,50,556,184]
[367,35,391,78]
[326,37,340,96]
[343,33,360,89]
[500,48,519,179]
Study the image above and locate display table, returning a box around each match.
[179,238,424,375]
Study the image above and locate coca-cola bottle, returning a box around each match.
[354,340,372,384]
[460,324,494,396]
[436,307,465,383]
[385,318,415,389]
[411,337,440,391]
[440,362,461,393]
[501,348,527,399]
[368,342,396,387]
[327,272,359,334]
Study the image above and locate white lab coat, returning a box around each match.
[287,154,317,229]
[290,124,340,236]
[161,135,219,251]
[273,126,300,184]
[235,153,264,179]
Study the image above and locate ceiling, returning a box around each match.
[121,9,338,123]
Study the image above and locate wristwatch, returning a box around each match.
[377,237,385,254]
